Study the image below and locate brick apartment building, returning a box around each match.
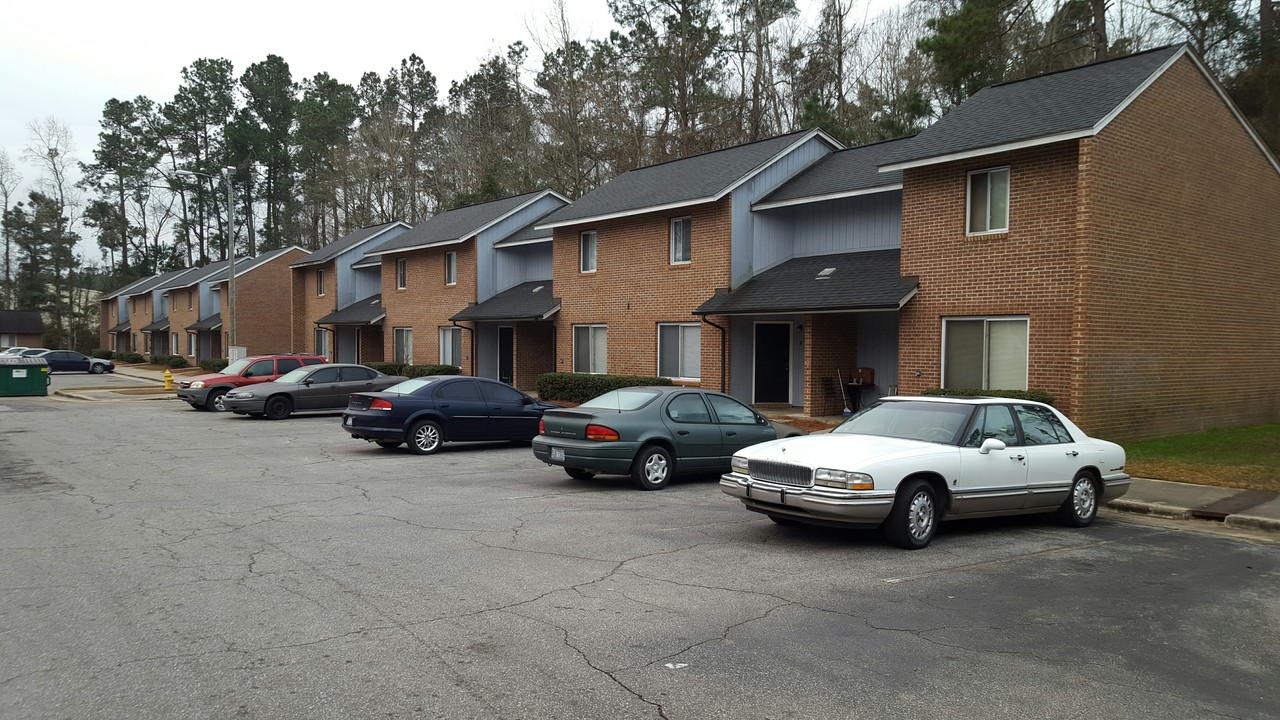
[200,246,307,357]
[159,263,225,361]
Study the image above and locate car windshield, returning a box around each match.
[275,368,310,384]
[384,377,445,394]
[832,400,975,444]
[221,358,252,375]
[580,388,661,411]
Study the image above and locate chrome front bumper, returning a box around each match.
[719,472,896,527]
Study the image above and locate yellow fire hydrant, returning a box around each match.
[163,369,173,391]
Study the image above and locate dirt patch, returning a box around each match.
[772,416,841,434]
[1127,460,1279,493]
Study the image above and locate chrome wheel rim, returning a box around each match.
[643,453,668,484]
[212,394,227,412]
[908,491,935,540]
[1073,478,1096,519]
[415,425,440,452]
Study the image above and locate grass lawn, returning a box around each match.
[1123,424,1280,493]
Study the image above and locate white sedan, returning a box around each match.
[721,396,1130,549]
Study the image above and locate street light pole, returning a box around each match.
[176,167,238,355]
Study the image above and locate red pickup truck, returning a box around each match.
[176,354,326,411]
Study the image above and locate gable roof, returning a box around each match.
[316,294,386,326]
[450,281,559,322]
[694,249,917,316]
[755,136,913,211]
[537,129,839,229]
[492,209,559,248]
[124,267,193,298]
[880,45,1187,171]
[158,262,224,291]
[0,310,44,334]
[364,190,567,258]
[205,246,305,282]
[291,221,410,268]
[103,275,156,301]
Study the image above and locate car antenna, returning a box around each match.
[837,368,852,418]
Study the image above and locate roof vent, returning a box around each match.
[532,285,545,293]
[815,267,836,280]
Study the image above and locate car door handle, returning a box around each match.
[676,430,690,436]
[1010,454,1026,461]
[1065,450,1079,457]
[725,431,737,437]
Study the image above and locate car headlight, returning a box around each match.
[230,391,253,399]
[730,455,749,475]
[190,380,205,388]
[814,469,874,490]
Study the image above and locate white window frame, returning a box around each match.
[669,216,691,265]
[316,269,325,296]
[395,258,407,290]
[572,324,608,374]
[941,316,1029,390]
[170,332,179,355]
[657,323,701,380]
[445,251,457,286]
[393,327,413,364]
[315,327,331,359]
[439,326,462,366]
[187,332,197,357]
[580,231,597,273]
[966,166,1010,235]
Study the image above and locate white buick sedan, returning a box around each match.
[721,396,1130,549]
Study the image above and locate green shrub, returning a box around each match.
[122,353,146,363]
[364,362,406,376]
[402,364,462,378]
[92,349,114,360]
[536,372,673,404]
[166,356,189,369]
[922,388,1057,406]
[149,354,174,366]
[200,358,229,372]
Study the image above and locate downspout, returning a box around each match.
[699,315,727,394]
[453,322,475,376]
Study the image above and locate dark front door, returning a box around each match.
[498,326,514,385]
[753,323,790,403]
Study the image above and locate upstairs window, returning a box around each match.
[395,258,407,290]
[316,269,326,296]
[670,217,691,264]
[445,251,457,286]
[580,231,597,273]
[187,290,193,310]
[967,167,1009,235]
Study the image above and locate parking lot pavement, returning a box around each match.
[1,394,1278,719]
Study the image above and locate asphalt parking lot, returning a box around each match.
[1,378,1278,719]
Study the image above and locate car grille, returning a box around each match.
[179,381,192,389]
[748,460,812,487]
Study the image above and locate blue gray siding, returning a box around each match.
[493,244,553,294]
[855,312,899,403]
[750,191,902,275]
[476,195,567,302]
[349,267,381,303]
[336,226,409,307]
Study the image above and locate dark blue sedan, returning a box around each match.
[342,375,562,455]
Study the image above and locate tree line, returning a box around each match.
[1,0,1276,350]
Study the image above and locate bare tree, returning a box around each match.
[23,117,82,228]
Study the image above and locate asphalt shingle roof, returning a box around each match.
[493,210,558,248]
[450,282,559,322]
[205,246,302,282]
[538,129,829,228]
[694,250,917,316]
[366,191,553,257]
[108,320,131,333]
[124,267,191,297]
[0,310,44,334]
[103,275,155,301]
[756,137,913,208]
[291,222,407,268]
[880,44,1184,168]
[158,263,223,291]
[315,295,386,326]
[186,313,221,332]
[141,317,171,332]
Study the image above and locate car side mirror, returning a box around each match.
[757,415,769,426]
[978,438,1007,454]
[303,380,313,386]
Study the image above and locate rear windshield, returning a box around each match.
[580,388,660,411]
[832,400,975,444]
[384,377,445,394]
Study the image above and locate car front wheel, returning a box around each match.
[408,420,443,455]
[1056,471,1099,527]
[883,479,939,550]
[207,389,229,412]
[264,396,293,420]
[89,364,104,374]
[630,445,673,491]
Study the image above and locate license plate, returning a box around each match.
[550,447,565,462]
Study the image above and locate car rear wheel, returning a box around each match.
[375,440,402,449]
[89,364,104,374]
[565,468,595,481]
[883,479,939,550]
[264,396,293,420]
[206,389,229,412]
[630,445,673,491]
[1056,471,1099,527]
[408,420,443,455]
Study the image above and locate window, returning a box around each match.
[170,333,179,355]
[1015,405,1073,445]
[580,231,597,273]
[187,332,197,356]
[666,393,712,423]
[277,358,303,373]
[393,328,413,364]
[480,382,525,405]
[670,217,691,264]
[437,379,482,402]
[245,359,274,377]
[440,326,462,366]
[445,251,457,285]
[395,258,407,289]
[341,366,376,382]
[968,167,1010,234]
[962,405,1019,447]
[316,269,326,296]
[706,394,758,425]
[187,290,193,310]
[943,317,1028,390]
[572,325,607,373]
[658,323,700,380]
[308,367,341,384]
[143,334,152,354]
[315,328,331,359]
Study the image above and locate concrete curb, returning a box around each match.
[1105,498,1192,521]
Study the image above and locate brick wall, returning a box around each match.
[380,243,477,371]
[804,313,859,416]
[550,200,732,389]
[127,292,154,355]
[168,286,201,359]
[514,321,555,390]
[219,249,307,355]
[294,261,338,355]
[359,326,384,363]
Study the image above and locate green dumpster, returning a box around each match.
[0,356,50,396]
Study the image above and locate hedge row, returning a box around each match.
[364,362,461,378]
[149,354,190,369]
[92,349,113,360]
[200,358,229,372]
[116,352,146,363]
[922,388,1057,406]
[535,372,672,404]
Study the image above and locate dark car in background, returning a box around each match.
[223,363,407,419]
[31,350,115,374]
[343,375,562,455]
[532,386,805,490]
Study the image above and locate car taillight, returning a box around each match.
[538,419,545,435]
[585,424,620,441]
[370,398,393,411]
